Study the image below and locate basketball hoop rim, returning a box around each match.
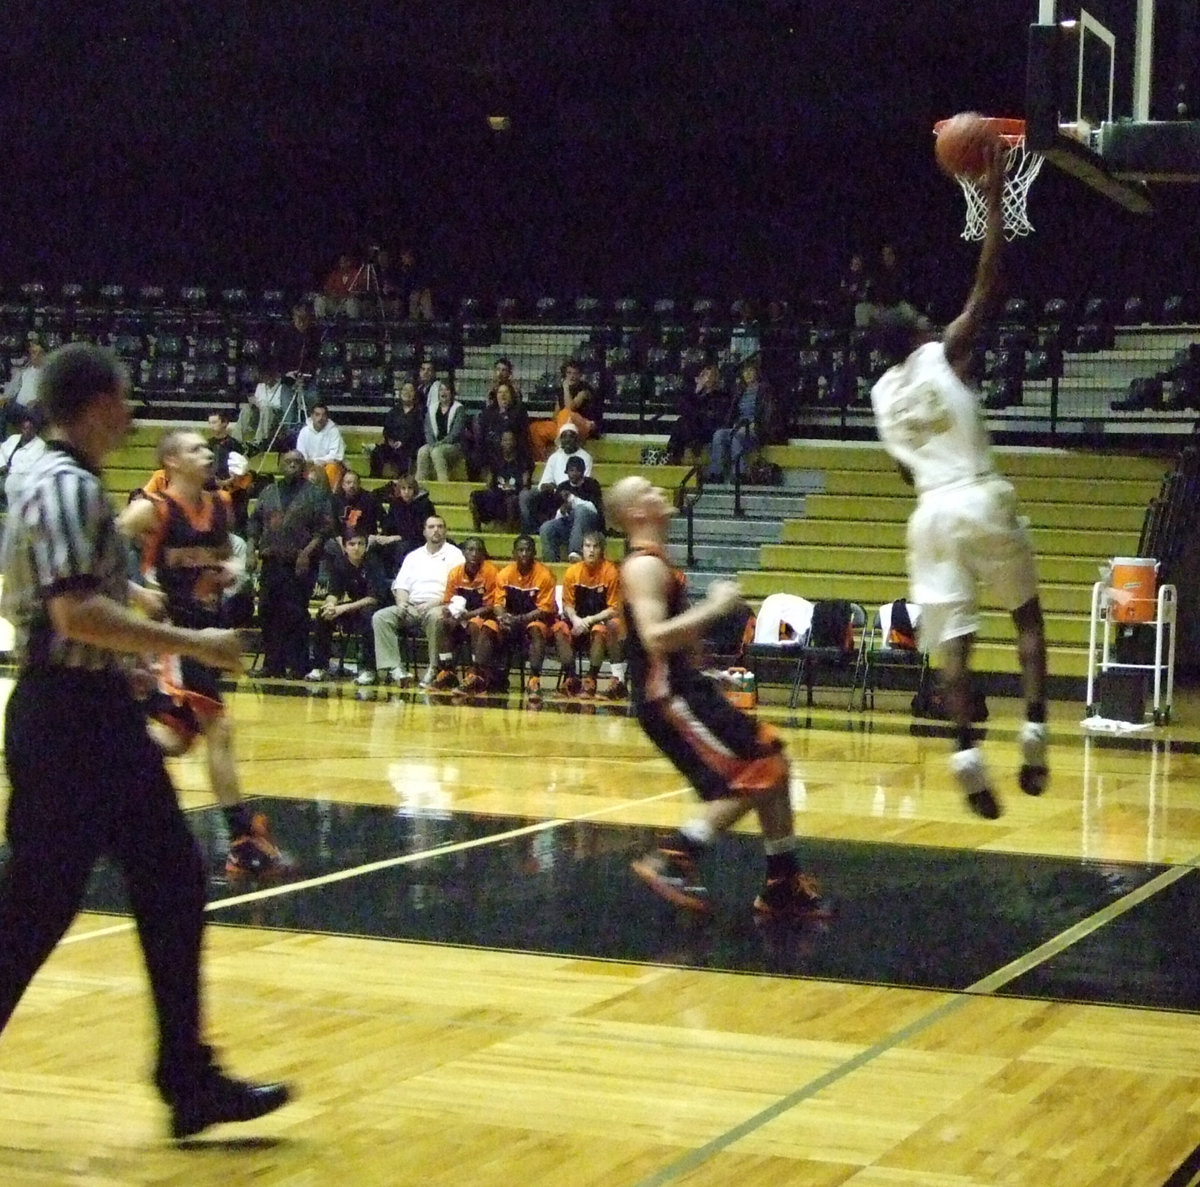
[933,116,1027,147]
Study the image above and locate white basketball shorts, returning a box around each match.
[907,475,1039,649]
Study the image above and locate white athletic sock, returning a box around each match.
[680,818,715,846]
[949,747,990,796]
[610,662,627,682]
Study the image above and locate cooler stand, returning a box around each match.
[1085,581,1177,725]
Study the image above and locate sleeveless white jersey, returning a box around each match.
[870,341,993,494]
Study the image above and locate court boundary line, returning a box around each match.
[58,785,688,946]
[633,857,1200,1187]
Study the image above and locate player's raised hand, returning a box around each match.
[705,579,746,615]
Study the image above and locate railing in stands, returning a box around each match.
[676,466,703,568]
[1140,445,1200,586]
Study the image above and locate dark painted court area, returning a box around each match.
[16,795,1193,1012]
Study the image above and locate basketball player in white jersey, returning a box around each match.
[868,146,1048,819]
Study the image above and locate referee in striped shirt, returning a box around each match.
[0,343,291,1139]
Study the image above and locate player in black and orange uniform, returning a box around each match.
[551,531,627,698]
[431,536,499,692]
[605,476,829,921]
[473,535,557,696]
[119,429,283,876]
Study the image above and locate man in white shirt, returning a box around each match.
[295,403,346,490]
[0,408,48,508]
[236,361,286,449]
[418,360,444,417]
[364,514,464,687]
[519,423,594,532]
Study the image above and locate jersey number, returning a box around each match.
[880,383,952,450]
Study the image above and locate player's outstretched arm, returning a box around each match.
[944,144,1007,376]
[48,589,244,671]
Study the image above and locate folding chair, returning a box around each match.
[746,594,865,709]
[851,598,931,710]
[794,599,865,708]
[744,594,810,708]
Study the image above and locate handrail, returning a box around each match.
[676,465,703,568]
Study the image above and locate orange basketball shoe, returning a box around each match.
[226,813,285,877]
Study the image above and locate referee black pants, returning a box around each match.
[0,670,209,1094]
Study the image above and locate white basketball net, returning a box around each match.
[955,138,1044,241]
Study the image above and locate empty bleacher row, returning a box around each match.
[3,283,1198,442]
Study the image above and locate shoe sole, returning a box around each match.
[630,858,710,912]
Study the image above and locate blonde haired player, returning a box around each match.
[606,475,828,920]
[868,142,1048,818]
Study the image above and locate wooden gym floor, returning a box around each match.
[3,676,1200,1186]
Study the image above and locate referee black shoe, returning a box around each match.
[166,1069,292,1140]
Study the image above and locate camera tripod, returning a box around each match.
[350,252,388,326]
[256,374,312,461]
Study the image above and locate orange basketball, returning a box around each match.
[935,112,1001,180]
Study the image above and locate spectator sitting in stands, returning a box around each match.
[370,378,423,478]
[364,513,463,687]
[471,535,558,697]
[206,409,251,532]
[397,246,435,322]
[839,251,873,327]
[539,455,604,563]
[373,473,436,571]
[417,359,445,417]
[529,358,597,460]
[519,423,593,534]
[236,359,286,451]
[551,531,627,698]
[1,332,46,431]
[313,251,364,320]
[275,303,323,430]
[0,406,47,510]
[706,356,771,483]
[470,429,529,531]
[331,467,380,539]
[415,378,466,482]
[489,357,522,402]
[666,359,727,466]
[306,531,391,681]
[322,467,380,583]
[858,243,922,327]
[430,537,500,691]
[296,402,347,491]
[471,379,531,480]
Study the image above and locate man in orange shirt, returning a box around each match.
[474,535,557,697]
[552,531,627,698]
[431,537,499,692]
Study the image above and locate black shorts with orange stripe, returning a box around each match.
[147,654,225,747]
[637,671,787,802]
